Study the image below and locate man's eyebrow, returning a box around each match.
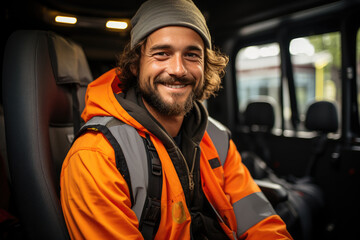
[149,44,172,52]
[148,44,203,52]
[186,45,203,52]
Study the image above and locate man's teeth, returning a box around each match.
[164,84,186,89]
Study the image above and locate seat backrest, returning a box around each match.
[2,30,92,239]
[244,100,275,132]
[305,100,338,134]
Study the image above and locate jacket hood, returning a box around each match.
[81,68,208,146]
[81,69,148,133]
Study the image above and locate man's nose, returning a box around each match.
[167,54,187,78]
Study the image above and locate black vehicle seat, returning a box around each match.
[2,30,92,239]
[242,99,275,173]
[304,100,339,177]
[241,99,324,240]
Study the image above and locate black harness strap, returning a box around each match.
[139,134,162,240]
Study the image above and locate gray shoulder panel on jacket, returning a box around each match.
[207,117,230,166]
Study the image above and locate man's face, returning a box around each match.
[137,26,205,116]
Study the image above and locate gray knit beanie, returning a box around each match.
[130,0,211,49]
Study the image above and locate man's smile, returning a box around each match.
[163,84,187,89]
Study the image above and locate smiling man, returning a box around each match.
[60,0,292,239]
[139,26,205,136]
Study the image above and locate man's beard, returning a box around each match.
[139,76,197,116]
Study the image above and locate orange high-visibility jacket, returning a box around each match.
[60,69,292,239]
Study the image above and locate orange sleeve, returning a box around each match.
[60,132,143,240]
[223,140,293,240]
[222,140,261,203]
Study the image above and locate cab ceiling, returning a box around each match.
[39,0,339,27]
[3,0,340,62]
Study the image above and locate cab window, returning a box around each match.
[235,43,281,129]
[290,32,341,132]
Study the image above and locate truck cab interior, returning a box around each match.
[1,0,360,239]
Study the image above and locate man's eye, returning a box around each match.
[153,52,167,57]
[186,53,201,59]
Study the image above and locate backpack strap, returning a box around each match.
[139,133,162,240]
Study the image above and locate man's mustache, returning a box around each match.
[154,76,195,86]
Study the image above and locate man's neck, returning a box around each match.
[142,99,184,137]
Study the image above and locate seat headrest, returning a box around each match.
[47,32,92,86]
[244,100,275,131]
[305,101,338,133]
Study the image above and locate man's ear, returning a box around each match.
[130,64,138,76]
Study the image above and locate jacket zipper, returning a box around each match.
[176,146,198,192]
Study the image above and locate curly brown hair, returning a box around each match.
[116,40,228,101]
